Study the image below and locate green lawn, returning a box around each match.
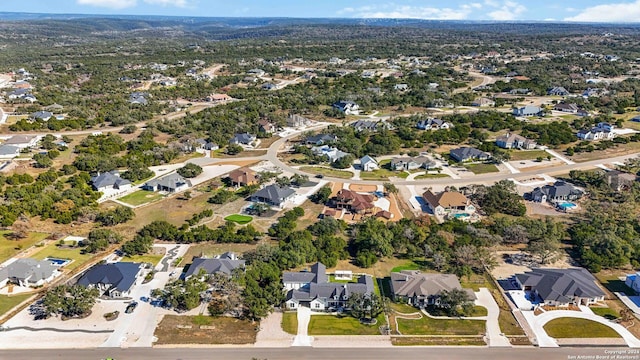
[224,214,253,225]
[124,254,164,266]
[308,314,386,335]
[543,318,620,338]
[470,306,488,317]
[508,150,550,161]
[413,173,450,180]
[0,231,48,264]
[591,307,620,320]
[31,244,93,271]
[281,312,298,335]
[390,261,421,273]
[118,190,164,206]
[360,168,408,180]
[0,294,33,317]
[595,273,636,296]
[397,313,486,335]
[464,163,499,174]
[299,166,353,179]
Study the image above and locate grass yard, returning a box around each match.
[396,314,485,335]
[595,272,636,296]
[460,273,495,291]
[0,293,33,317]
[543,318,620,338]
[299,166,353,179]
[0,231,49,263]
[392,336,486,346]
[31,244,93,271]
[360,168,408,180]
[508,150,550,161]
[390,260,422,273]
[591,307,620,320]
[154,315,257,344]
[281,312,298,335]
[118,190,164,206]
[224,214,253,225]
[464,163,499,174]
[124,253,164,266]
[308,313,386,335]
[413,173,450,180]
[182,243,261,264]
[471,306,488,317]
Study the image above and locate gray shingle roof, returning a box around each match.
[285,262,374,303]
[91,171,131,190]
[230,133,256,145]
[390,271,469,299]
[145,173,189,191]
[0,145,20,156]
[283,262,328,284]
[184,257,245,278]
[1,259,57,282]
[252,184,295,205]
[516,268,605,303]
[450,147,491,162]
[77,262,142,293]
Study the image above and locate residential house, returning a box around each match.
[0,145,20,159]
[495,133,537,150]
[287,114,311,128]
[247,68,265,77]
[390,156,436,171]
[416,118,452,130]
[0,259,59,288]
[90,171,132,192]
[311,145,350,163]
[512,106,542,117]
[184,253,245,279]
[331,189,376,214]
[527,181,583,203]
[547,87,570,96]
[230,133,257,146]
[29,111,52,121]
[583,88,605,98]
[631,116,640,123]
[625,272,640,294]
[471,97,495,107]
[7,88,31,100]
[605,170,636,191]
[207,94,232,102]
[227,168,258,187]
[509,88,531,95]
[77,262,143,298]
[350,120,386,132]
[129,92,149,105]
[251,184,295,207]
[284,262,374,311]
[390,271,475,308]
[258,119,276,134]
[449,147,491,162]
[577,123,615,141]
[360,155,379,172]
[261,83,277,91]
[4,135,40,149]
[554,103,579,113]
[332,101,360,115]
[422,189,475,216]
[142,173,191,193]
[394,84,409,91]
[514,268,605,306]
[305,134,337,145]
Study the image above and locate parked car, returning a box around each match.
[125,302,138,314]
[315,174,324,179]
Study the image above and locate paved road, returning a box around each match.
[0,347,630,360]
[3,326,112,334]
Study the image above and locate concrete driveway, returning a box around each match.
[292,306,313,346]
[521,309,640,348]
[475,288,512,347]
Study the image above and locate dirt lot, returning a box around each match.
[348,184,378,192]
[154,315,257,345]
[490,250,576,280]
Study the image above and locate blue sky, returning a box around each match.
[3,0,640,22]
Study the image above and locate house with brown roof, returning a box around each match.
[422,189,475,217]
[495,133,537,150]
[390,271,475,308]
[331,189,377,214]
[227,168,258,187]
[258,119,276,134]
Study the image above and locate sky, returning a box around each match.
[2,0,640,22]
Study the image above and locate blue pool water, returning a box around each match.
[374,191,384,198]
[45,257,71,266]
[453,213,471,219]
[557,202,577,210]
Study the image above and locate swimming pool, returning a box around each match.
[45,257,71,267]
[453,213,471,219]
[556,201,577,211]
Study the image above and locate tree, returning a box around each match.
[32,153,53,168]
[439,288,474,316]
[383,182,398,194]
[40,285,99,319]
[346,293,384,320]
[226,144,243,155]
[177,163,203,178]
[243,262,284,320]
[527,238,561,265]
[96,206,134,226]
[310,185,332,204]
[332,154,355,169]
[155,277,208,311]
[84,228,122,253]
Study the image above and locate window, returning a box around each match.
[315,303,320,309]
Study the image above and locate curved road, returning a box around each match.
[4,326,112,334]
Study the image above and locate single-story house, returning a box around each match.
[513,106,542,117]
[554,103,579,113]
[77,262,143,298]
[495,133,537,150]
[527,181,583,203]
[0,145,21,159]
[350,120,388,132]
[227,168,258,187]
[142,173,191,193]
[284,262,374,311]
[4,135,40,149]
[251,184,296,207]
[287,114,311,128]
[547,87,570,96]
[258,119,276,134]
[331,189,377,214]
[311,145,350,163]
[471,97,495,107]
[390,270,475,308]
[423,189,475,216]
[305,134,337,145]
[230,133,257,146]
[262,83,277,91]
[91,171,132,192]
[30,111,53,121]
[184,252,245,279]
[605,170,636,191]
[449,147,491,162]
[390,156,436,171]
[360,155,379,172]
[625,272,640,295]
[332,100,360,115]
[416,118,452,130]
[0,259,59,288]
[514,268,605,306]
[394,84,409,91]
[129,92,149,105]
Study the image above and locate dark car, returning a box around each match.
[125,302,138,314]
[315,174,324,179]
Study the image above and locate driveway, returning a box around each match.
[475,288,511,347]
[292,306,313,346]
[521,309,640,348]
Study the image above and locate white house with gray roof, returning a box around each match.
[514,268,605,306]
[4,135,41,149]
[251,184,295,208]
[0,259,60,288]
[184,252,245,280]
[284,262,375,311]
[0,145,21,159]
[143,173,191,193]
[91,171,132,192]
[77,262,143,298]
[360,155,379,172]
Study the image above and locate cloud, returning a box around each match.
[143,0,189,7]
[564,0,640,22]
[76,0,137,9]
[487,1,526,20]
[340,3,479,20]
